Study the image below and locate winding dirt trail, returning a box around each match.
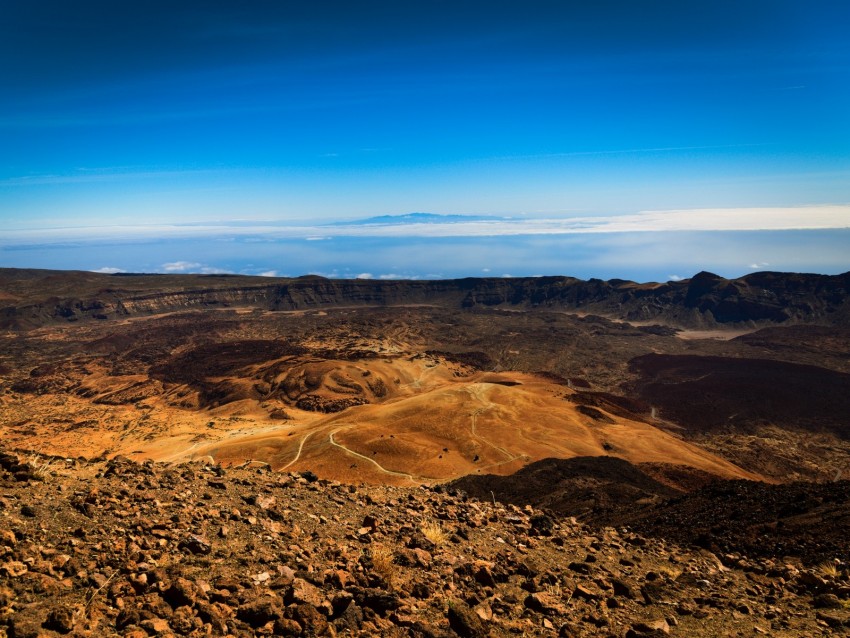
[281,430,315,470]
[328,427,422,482]
[466,384,518,462]
[159,441,200,463]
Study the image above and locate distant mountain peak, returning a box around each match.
[331,212,504,226]
[690,270,724,281]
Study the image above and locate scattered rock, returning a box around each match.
[447,600,488,638]
[179,534,212,555]
[627,618,671,637]
[813,593,842,609]
[0,447,843,638]
[237,595,283,627]
[42,606,75,633]
[524,592,567,615]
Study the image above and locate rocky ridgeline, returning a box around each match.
[0,451,848,637]
[3,268,850,330]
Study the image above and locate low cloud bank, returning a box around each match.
[3,205,848,247]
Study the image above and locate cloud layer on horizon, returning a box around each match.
[2,205,848,247]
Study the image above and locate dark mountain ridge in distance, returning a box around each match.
[1,268,848,330]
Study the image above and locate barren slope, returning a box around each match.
[198,371,756,485]
[0,301,760,488]
[3,269,850,487]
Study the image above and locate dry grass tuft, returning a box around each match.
[656,565,683,581]
[420,521,448,546]
[818,560,840,578]
[27,454,55,480]
[369,545,397,589]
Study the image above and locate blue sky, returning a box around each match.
[1,1,849,280]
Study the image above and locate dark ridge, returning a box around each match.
[568,391,651,420]
[626,354,850,438]
[602,479,850,566]
[150,340,308,384]
[734,324,850,361]
[576,405,616,423]
[451,456,681,517]
[635,462,722,493]
[2,268,849,330]
[111,272,163,276]
[453,458,850,565]
[533,372,593,389]
[531,371,573,386]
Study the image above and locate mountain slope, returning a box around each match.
[2,268,849,329]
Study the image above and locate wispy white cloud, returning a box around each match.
[4,221,848,284]
[668,274,683,281]
[160,261,230,274]
[355,272,373,279]
[162,261,202,272]
[2,206,848,247]
[91,266,126,274]
[317,205,850,238]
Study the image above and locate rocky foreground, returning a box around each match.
[1,451,848,638]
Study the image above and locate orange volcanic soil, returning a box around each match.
[0,292,800,485]
[198,369,758,485]
[0,341,758,487]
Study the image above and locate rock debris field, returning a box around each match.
[1,451,849,638]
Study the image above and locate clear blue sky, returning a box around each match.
[1,1,849,279]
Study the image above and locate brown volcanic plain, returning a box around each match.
[2,268,850,490]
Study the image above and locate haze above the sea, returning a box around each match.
[2,2,848,280]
